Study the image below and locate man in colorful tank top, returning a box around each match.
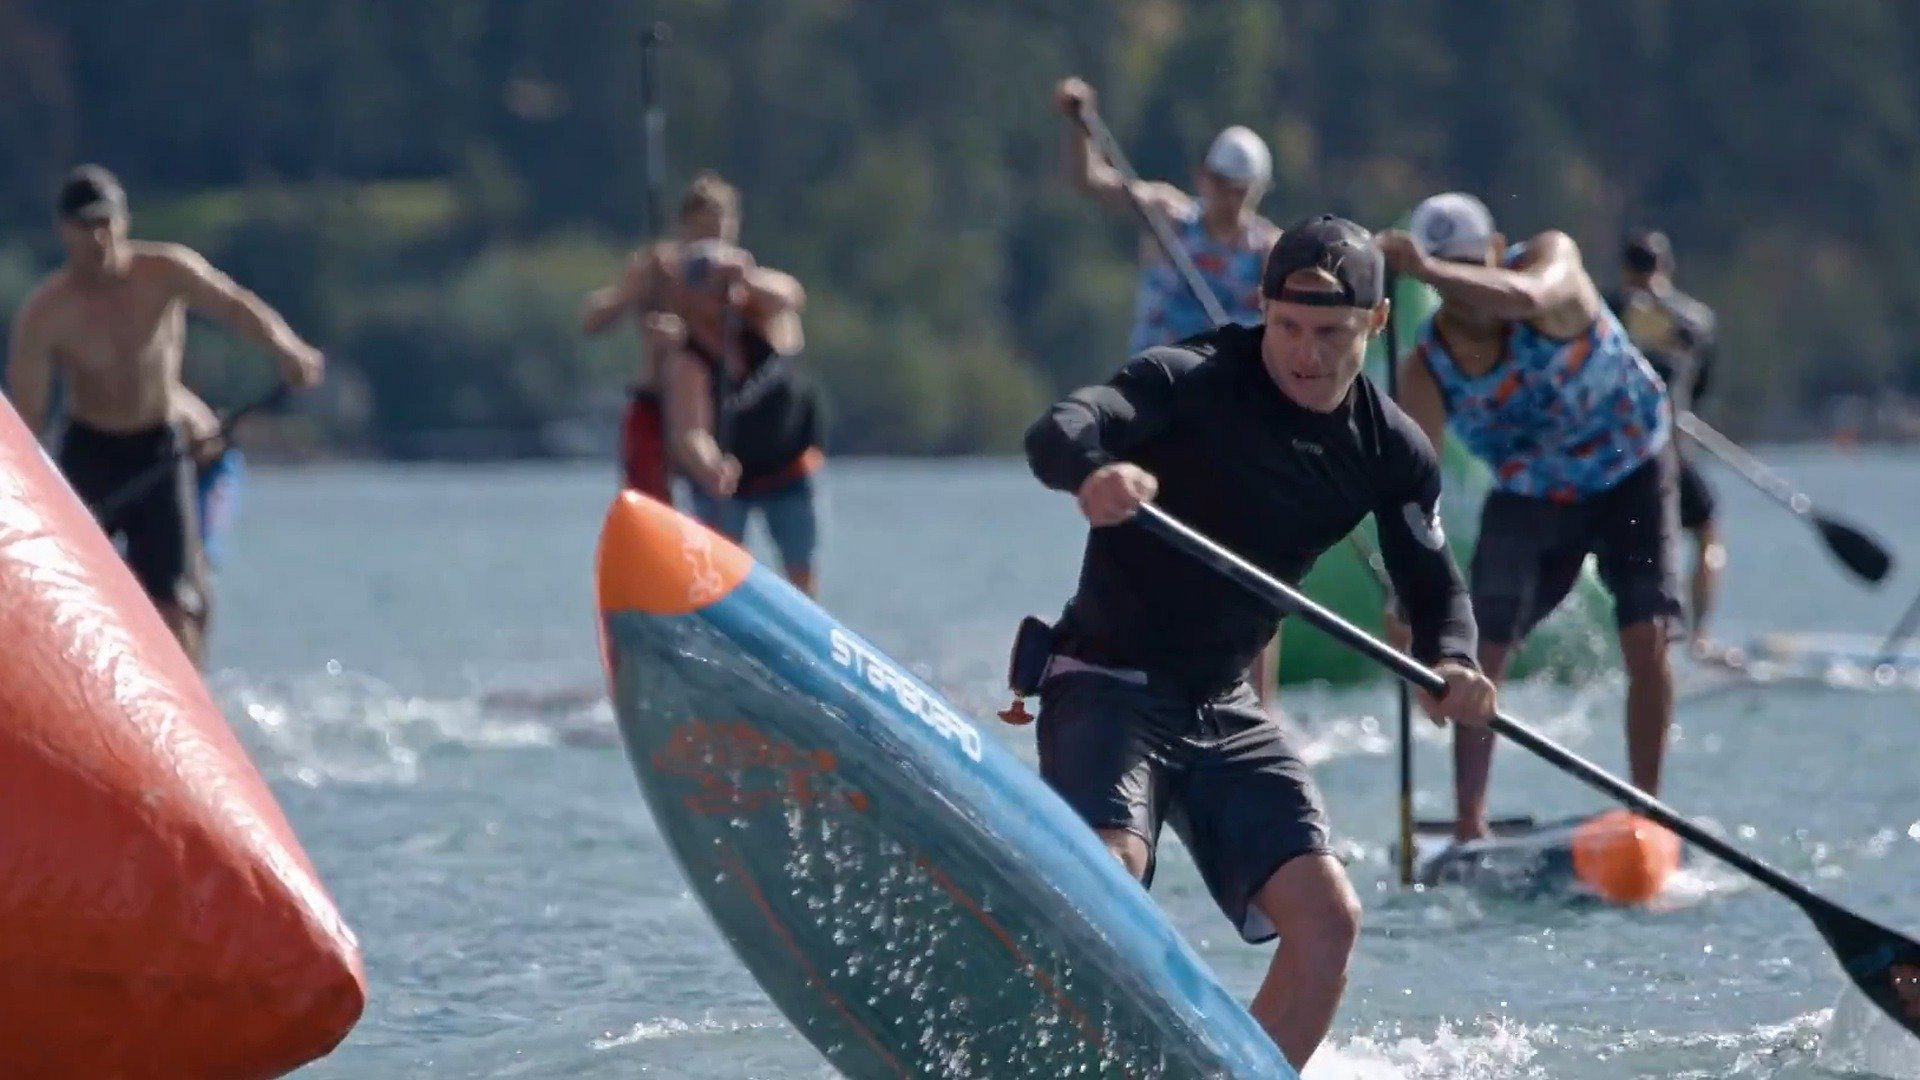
[1380,193,1681,845]
[1053,78,1282,354]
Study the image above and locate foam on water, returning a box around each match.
[211,664,602,786]
[1819,988,1920,1078]
[1307,1017,1555,1079]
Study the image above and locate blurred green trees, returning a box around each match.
[3,0,1917,451]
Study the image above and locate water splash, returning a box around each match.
[209,665,597,786]
[1309,1017,1554,1078]
[590,1014,777,1050]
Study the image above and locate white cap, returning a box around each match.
[1408,191,1496,260]
[1203,126,1272,187]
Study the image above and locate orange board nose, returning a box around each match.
[597,490,753,615]
[0,401,364,1077]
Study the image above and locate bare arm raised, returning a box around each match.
[1381,230,1601,327]
[1053,77,1194,223]
[157,245,324,388]
[583,243,672,336]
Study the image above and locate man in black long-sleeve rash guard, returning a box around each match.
[1024,215,1497,1070]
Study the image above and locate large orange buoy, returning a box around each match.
[1571,809,1683,905]
[0,401,364,1078]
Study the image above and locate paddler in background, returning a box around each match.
[1024,215,1496,1069]
[1380,192,1681,844]
[1608,229,1724,655]
[1052,74,1288,703]
[5,164,324,666]
[656,239,826,597]
[581,170,742,503]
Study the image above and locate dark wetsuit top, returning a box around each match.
[686,327,823,492]
[1025,323,1477,695]
[1608,283,1716,411]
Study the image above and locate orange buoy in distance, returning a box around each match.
[1570,809,1683,905]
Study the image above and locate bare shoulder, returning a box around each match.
[131,240,212,278]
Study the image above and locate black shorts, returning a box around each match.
[1036,668,1332,944]
[1677,454,1715,531]
[1470,450,1682,646]
[58,420,206,615]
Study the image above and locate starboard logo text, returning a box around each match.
[829,628,984,762]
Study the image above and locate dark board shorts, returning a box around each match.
[1036,665,1332,944]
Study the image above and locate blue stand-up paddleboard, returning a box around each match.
[596,492,1298,1079]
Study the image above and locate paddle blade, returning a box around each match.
[1817,516,1893,583]
[1805,894,1920,1038]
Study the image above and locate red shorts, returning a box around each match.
[620,391,671,500]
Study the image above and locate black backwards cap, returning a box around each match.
[57,165,127,222]
[1261,215,1384,308]
[1623,228,1672,274]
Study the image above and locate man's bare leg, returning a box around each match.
[1246,853,1362,1069]
[785,565,817,599]
[1249,637,1281,708]
[1619,618,1672,794]
[1453,640,1514,841]
[157,600,205,668]
[1687,521,1725,652]
[1094,826,1151,880]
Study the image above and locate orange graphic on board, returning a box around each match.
[654,720,869,816]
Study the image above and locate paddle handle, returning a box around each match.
[1675,411,1810,516]
[1070,104,1232,328]
[1132,501,1814,903]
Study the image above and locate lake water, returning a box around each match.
[201,452,1920,1078]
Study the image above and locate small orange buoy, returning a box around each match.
[1570,809,1682,905]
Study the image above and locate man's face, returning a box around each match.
[1195,168,1256,217]
[1435,241,1508,330]
[681,206,740,244]
[1261,292,1387,413]
[58,212,125,275]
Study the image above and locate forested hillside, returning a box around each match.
[4,0,1917,452]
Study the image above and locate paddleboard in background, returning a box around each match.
[1403,811,1683,905]
[1680,632,1920,699]
[596,491,1298,1079]
[0,398,363,1076]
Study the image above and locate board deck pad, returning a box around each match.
[596,492,1297,1079]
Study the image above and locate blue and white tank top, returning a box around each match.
[1417,252,1670,502]
[1128,206,1276,354]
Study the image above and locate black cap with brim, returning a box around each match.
[57,165,127,223]
[1623,228,1671,272]
[1262,215,1384,308]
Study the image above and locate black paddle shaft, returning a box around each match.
[1675,411,1892,584]
[639,23,671,238]
[1132,500,1920,1038]
[1384,272,1416,888]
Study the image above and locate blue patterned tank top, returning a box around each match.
[1417,264,1670,502]
[1127,206,1276,354]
